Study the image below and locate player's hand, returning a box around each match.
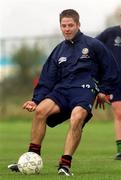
[95,93,111,110]
[22,101,37,112]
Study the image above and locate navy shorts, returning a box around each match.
[46,87,97,127]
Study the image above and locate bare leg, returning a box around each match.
[31,98,60,145]
[112,102,121,140]
[64,106,88,155]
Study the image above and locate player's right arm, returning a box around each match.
[32,45,60,105]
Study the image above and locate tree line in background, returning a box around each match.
[0,43,47,116]
[2,43,46,96]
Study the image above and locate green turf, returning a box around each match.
[0,119,121,179]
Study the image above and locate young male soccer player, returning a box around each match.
[8,9,119,175]
[96,24,121,160]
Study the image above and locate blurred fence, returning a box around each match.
[0,34,63,80]
[0,33,113,121]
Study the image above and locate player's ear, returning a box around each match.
[78,22,81,28]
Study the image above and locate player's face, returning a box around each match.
[60,17,80,40]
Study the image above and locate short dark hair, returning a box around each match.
[59,9,80,24]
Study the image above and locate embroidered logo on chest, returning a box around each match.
[80,48,90,59]
[58,57,67,64]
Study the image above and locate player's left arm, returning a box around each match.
[95,93,111,110]
[94,40,119,94]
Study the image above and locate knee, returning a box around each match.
[70,108,87,130]
[35,106,48,120]
[70,116,84,131]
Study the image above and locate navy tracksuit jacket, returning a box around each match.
[32,31,119,127]
[96,26,121,87]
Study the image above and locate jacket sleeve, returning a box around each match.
[32,51,59,104]
[93,39,119,94]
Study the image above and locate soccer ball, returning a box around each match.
[18,152,43,175]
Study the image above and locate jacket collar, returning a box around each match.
[65,30,83,44]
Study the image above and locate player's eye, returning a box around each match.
[68,24,74,28]
[61,24,66,28]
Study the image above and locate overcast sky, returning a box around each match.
[0,0,121,38]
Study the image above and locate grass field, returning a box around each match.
[0,119,121,180]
